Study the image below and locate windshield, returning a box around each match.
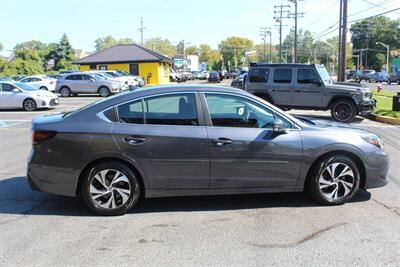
[100,73,114,78]
[15,82,38,91]
[105,72,119,78]
[116,70,130,76]
[93,74,104,80]
[316,66,332,85]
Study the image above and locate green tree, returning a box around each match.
[350,16,400,70]
[2,49,44,76]
[184,45,199,55]
[144,38,176,57]
[53,34,75,70]
[0,42,3,51]
[94,36,134,51]
[219,37,254,69]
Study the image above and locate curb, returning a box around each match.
[369,113,400,125]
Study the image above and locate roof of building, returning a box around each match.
[74,44,172,64]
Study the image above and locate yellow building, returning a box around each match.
[74,44,172,85]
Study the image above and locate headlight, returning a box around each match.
[362,135,384,149]
[363,91,371,100]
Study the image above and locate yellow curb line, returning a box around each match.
[369,113,400,125]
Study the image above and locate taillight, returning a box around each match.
[32,131,57,144]
[50,81,55,85]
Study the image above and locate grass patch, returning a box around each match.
[373,91,400,118]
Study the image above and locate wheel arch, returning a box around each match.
[328,96,357,110]
[76,157,146,198]
[304,150,366,189]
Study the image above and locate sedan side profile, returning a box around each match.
[28,85,389,215]
[20,75,57,92]
[0,82,59,111]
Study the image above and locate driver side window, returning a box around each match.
[205,94,277,128]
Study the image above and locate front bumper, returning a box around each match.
[38,98,59,108]
[358,99,375,115]
[364,150,390,189]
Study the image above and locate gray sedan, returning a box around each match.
[27,85,389,215]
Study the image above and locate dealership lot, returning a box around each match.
[0,82,399,266]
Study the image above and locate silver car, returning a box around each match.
[56,73,124,97]
[0,82,59,111]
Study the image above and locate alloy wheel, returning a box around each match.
[60,88,70,97]
[333,102,353,121]
[23,99,36,111]
[99,87,110,97]
[319,162,354,200]
[89,169,132,209]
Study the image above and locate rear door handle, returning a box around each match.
[123,136,146,145]
[212,138,232,146]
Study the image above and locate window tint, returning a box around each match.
[144,93,198,125]
[82,75,92,81]
[30,77,41,82]
[249,68,269,83]
[66,75,82,80]
[273,69,292,83]
[117,100,144,124]
[117,93,198,126]
[205,94,276,128]
[1,83,16,92]
[297,69,320,84]
[21,78,30,83]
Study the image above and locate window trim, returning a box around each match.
[98,91,205,127]
[296,68,321,84]
[200,92,300,130]
[248,68,270,83]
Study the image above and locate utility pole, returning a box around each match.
[268,30,272,63]
[138,17,146,46]
[339,0,347,82]
[259,27,271,62]
[274,4,290,63]
[288,0,304,63]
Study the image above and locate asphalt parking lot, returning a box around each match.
[0,80,399,266]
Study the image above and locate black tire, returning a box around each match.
[23,98,37,111]
[331,99,357,123]
[60,87,71,97]
[306,155,360,205]
[99,86,110,97]
[387,80,391,85]
[81,162,141,216]
[40,86,48,90]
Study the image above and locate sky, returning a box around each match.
[0,0,399,55]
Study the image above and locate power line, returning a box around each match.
[138,17,146,46]
[348,7,400,23]
[274,4,291,63]
[288,0,305,63]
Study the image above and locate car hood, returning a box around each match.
[295,116,372,135]
[326,83,371,92]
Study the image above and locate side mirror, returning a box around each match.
[12,88,21,93]
[272,119,288,134]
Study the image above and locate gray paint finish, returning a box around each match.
[27,85,389,199]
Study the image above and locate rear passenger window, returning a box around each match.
[297,69,319,84]
[117,100,144,124]
[273,69,292,83]
[66,75,82,80]
[144,93,198,126]
[249,69,269,83]
[116,93,198,126]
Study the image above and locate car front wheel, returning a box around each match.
[99,87,110,97]
[23,99,37,111]
[306,155,360,205]
[81,162,141,216]
[60,87,71,97]
[331,99,357,123]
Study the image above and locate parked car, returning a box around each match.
[56,73,124,97]
[115,71,145,87]
[12,75,27,81]
[0,77,13,81]
[20,75,57,92]
[112,70,143,87]
[170,69,183,82]
[230,73,247,89]
[191,71,201,79]
[346,70,356,80]
[361,70,375,81]
[0,82,58,111]
[47,74,63,80]
[200,71,210,80]
[367,72,390,83]
[245,63,375,122]
[27,85,389,215]
[84,71,130,90]
[388,73,400,85]
[208,71,221,83]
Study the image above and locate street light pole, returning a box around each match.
[267,31,272,63]
[376,42,390,73]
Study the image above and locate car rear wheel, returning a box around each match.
[306,155,360,205]
[60,87,71,97]
[40,86,48,90]
[99,86,110,97]
[23,99,37,111]
[81,162,141,216]
[331,99,356,123]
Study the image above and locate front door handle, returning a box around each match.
[212,138,232,146]
[123,136,146,145]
